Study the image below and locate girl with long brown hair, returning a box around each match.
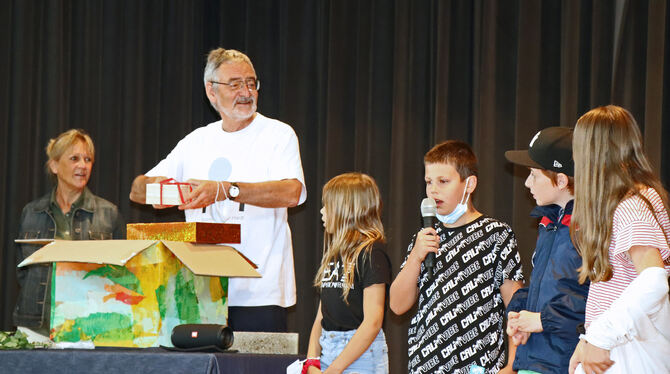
[304,173,391,374]
[568,106,670,374]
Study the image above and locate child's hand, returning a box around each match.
[409,228,439,263]
[506,312,530,345]
[512,310,543,333]
[512,331,530,345]
[569,339,614,374]
[506,311,519,336]
[507,310,531,344]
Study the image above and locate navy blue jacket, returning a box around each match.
[507,200,589,374]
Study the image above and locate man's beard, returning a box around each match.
[220,96,257,121]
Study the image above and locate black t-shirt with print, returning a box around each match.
[320,244,392,331]
[402,216,524,374]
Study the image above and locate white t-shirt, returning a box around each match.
[585,188,670,326]
[146,113,306,307]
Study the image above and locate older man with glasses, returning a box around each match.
[130,48,306,332]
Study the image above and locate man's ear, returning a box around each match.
[205,82,217,103]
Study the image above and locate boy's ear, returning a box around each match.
[556,173,569,189]
[466,176,478,193]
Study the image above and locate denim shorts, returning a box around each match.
[319,328,389,374]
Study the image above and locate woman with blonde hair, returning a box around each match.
[304,172,391,374]
[14,129,125,336]
[568,106,670,374]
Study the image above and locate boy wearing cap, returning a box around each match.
[504,127,589,374]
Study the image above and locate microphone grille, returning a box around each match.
[421,198,437,217]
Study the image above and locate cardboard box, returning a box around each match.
[18,239,259,348]
[127,222,241,244]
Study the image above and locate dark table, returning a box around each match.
[0,347,302,374]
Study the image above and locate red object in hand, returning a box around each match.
[159,178,192,205]
[301,358,321,374]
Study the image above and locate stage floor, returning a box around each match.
[0,346,302,374]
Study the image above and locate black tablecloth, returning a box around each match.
[0,347,302,374]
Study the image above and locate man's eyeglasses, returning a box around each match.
[210,78,260,91]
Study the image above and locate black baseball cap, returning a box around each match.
[505,126,574,177]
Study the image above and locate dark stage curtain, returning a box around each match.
[1,1,668,372]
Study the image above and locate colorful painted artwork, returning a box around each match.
[50,242,228,347]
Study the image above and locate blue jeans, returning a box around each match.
[320,329,389,374]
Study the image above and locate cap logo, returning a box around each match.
[529,131,541,147]
[553,160,563,168]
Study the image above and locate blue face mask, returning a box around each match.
[436,177,471,224]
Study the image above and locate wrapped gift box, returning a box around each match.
[146,182,192,206]
[18,233,258,348]
[127,222,241,244]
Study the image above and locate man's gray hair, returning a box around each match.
[203,48,256,87]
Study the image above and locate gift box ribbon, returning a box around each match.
[159,178,192,205]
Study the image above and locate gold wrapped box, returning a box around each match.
[127,222,240,244]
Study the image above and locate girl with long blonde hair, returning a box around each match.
[304,173,391,374]
[568,105,670,374]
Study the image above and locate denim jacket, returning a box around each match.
[13,187,125,330]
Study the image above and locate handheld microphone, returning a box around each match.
[421,198,437,279]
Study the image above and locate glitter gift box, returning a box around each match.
[18,225,256,348]
[127,222,241,244]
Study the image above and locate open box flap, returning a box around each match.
[18,240,260,278]
[161,241,260,278]
[14,238,55,246]
[17,240,157,267]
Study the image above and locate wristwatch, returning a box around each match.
[228,182,240,200]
